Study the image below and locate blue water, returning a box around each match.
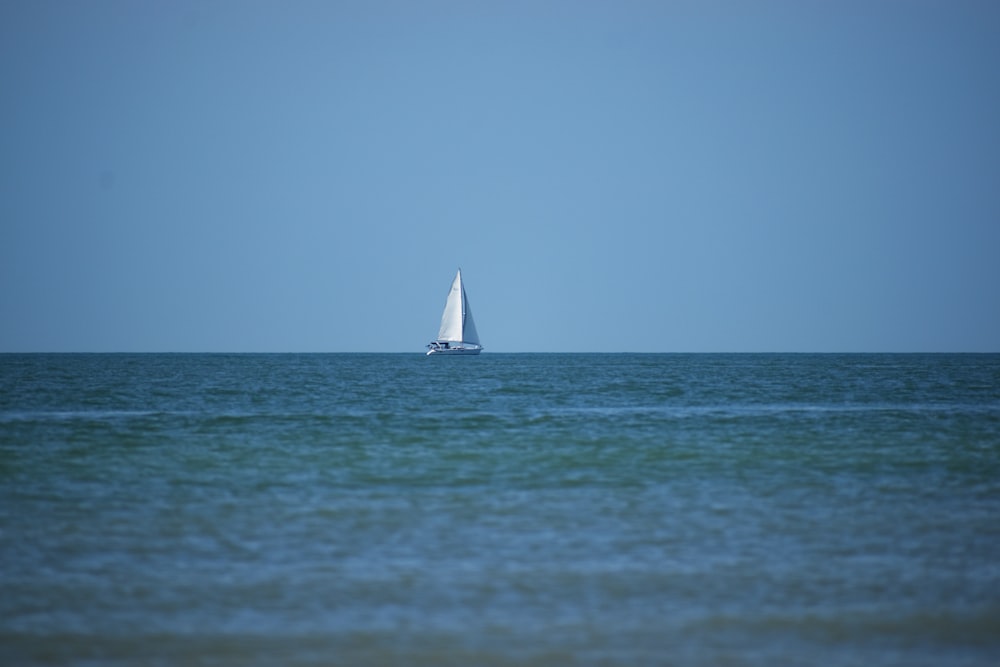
[2,353,999,666]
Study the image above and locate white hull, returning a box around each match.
[426,345,482,356]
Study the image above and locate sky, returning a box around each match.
[2,0,998,352]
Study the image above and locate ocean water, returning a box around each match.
[1,353,999,666]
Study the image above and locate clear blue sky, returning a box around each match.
[2,1,998,352]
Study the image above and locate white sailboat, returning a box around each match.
[427,269,482,355]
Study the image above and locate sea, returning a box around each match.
[1,353,999,666]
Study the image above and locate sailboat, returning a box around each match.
[426,269,482,355]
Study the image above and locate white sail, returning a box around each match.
[437,270,466,342]
[462,287,480,345]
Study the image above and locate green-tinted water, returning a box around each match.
[2,354,999,665]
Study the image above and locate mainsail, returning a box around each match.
[437,269,479,345]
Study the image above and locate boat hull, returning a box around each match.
[426,346,482,356]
